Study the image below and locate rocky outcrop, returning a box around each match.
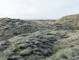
[0,14,79,60]
[6,30,58,60]
[0,18,39,41]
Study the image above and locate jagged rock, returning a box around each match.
[5,30,67,60]
[0,18,39,41]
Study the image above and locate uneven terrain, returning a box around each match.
[0,14,79,60]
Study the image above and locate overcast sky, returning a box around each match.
[0,0,79,19]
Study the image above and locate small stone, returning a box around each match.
[8,55,23,60]
[20,47,32,56]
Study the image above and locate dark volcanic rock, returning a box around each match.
[6,30,63,60]
[0,17,71,60]
[0,18,39,41]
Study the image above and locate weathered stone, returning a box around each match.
[8,55,23,60]
[20,47,32,56]
[0,40,9,51]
